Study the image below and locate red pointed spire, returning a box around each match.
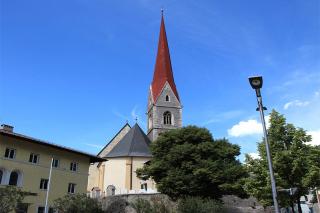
[151,13,180,102]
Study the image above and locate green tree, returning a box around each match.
[137,125,248,200]
[0,186,25,213]
[53,193,104,213]
[244,110,320,213]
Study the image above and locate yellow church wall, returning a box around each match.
[101,156,156,195]
[0,134,92,213]
[131,157,156,192]
[87,162,105,194]
[88,162,100,191]
[88,124,130,194]
[104,157,127,194]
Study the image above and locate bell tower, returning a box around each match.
[147,13,182,141]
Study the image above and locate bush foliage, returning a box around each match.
[53,193,104,213]
[131,196,173,213]
[131,196,224,213]
[177,197,225,213]
[0,186,25,213]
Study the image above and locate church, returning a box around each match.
[88,14,182,196]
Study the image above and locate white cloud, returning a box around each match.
[112,109,129,121]
[247,152,260,159]
[228,119,262,137]
[228,116,270,137]
[131,105,146,126]
[112,106,146,127]
[283,100,310,110]
[307,130,320,146]
[131,105,138,121]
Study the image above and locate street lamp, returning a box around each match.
[248,76,280,213]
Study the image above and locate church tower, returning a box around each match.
[147,14,182,141]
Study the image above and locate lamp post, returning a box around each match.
[248,76,280,213]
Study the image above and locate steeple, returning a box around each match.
[151,14,180,102]
[147,13,182,142]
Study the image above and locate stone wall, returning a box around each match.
[100,193,270,213]
[147,82,182,141]
[100,193,166,213]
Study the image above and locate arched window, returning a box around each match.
[9,171,18,186]
[0,170,3,184]
[163,111,172,125]
[165,95,170,102]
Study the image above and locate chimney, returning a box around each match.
[1,124,14,132]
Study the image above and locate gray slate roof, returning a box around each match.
[105,123,152,158]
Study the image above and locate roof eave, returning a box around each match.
[0,131,105,163]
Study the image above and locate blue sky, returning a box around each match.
[1,0,319,161]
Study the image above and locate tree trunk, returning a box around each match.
[297,199,302,213]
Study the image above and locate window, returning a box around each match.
[70,162,78,172]
[68,183,76,194]
[9,171,19,186]
[141,183,147,191]
[52,159,59,168]
[163,111,172,125]
[40,179,48,190]
[4,148,15,159]
[16,203,28,213]
[37,207,54,213]
[165,95,170,102]
[37,207,44,213]
[29,153,39,164]
[0,170,3,184]
[148,114,152,129]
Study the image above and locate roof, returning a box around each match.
[0,129,105,163]
[97,122,131,157]
[105,123,152,158]
[151,14,180,102]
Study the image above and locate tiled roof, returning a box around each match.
[151,15,180,102]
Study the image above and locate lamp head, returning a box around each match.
[248,76,263,89]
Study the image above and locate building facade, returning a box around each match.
[0,124,104,213]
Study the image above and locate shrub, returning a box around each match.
[0,186,25,213]
[53,193,103,213]
[131,198,153,213]
[105,198,128,213]
[177,197,224,213]
[150,196,174,213]
[130,196,174,213]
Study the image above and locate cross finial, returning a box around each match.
[161,8,164,16]
[135,117,138,123]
